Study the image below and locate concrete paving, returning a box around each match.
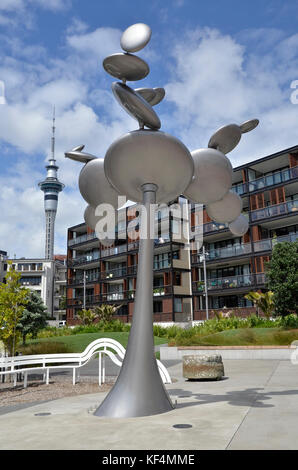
[0,359,298,450]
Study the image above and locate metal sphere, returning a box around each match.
[183,148,232,204]
[79,158,119,208]
[206,190,243,223]
[104,129,194,204]
[228,214,249,236]
[120,23,152,53]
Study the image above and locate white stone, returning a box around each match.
[120,23,152,53]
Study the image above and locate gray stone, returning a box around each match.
[183,354,225,380]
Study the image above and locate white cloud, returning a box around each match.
[164,27,298,165]
[30,0,72,11]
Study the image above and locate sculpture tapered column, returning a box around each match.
[94,183,174,418]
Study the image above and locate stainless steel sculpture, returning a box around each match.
[65,22,260,417]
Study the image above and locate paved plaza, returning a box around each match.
[0,359,298,450]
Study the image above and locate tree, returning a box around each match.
[245,291,275,318]
[266,240,298,316]
[93,304,122,323]
[17,291,48,345]
[0,262,29,356]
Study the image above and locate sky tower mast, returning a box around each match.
[38,107,64,259]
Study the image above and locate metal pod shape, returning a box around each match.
[94,184,174,418]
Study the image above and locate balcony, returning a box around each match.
[231,166,298,195]
[101,266,127,280]
[248,166,298,192]
[68,275,100,286]
[254,233,298,252]
[192,243,252,264]
[153,285,173,296]
[68,253,100,267]
[251,199,298,222]
[101,244,127,257]
[68,232,97,246]
[201,222,228,234]
[193,274,254,292]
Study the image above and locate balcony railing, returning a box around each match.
[68,275,100,285]
[248,166,298,192]
[68,232,97,246]
[193,274,253,291]
[203,222,228,233]
[192,243,252,263]
[193,273,267,292]
[101,267,127,280]
[153,285,173,296]
[251,199,298,222]
[101,244,127,257]
[67,289,136,306]
[68,253,100,267]
[254,233,298,252]
[231,166,298,195]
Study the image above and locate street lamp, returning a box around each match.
[199,246,209,321]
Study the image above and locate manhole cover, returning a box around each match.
[34,412,51,416]
[173,424,192,429]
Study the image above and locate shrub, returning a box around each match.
[280,314,298,329]
[18,341,71,355]
[36,326,72,338]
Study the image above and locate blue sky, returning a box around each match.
[0,0,298,258]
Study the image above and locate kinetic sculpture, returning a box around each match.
[65,23,259,418]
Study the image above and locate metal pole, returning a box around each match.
[203,246,209,321]
[83,270,86,309]
[94,183,174,418]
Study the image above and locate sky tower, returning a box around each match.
[38,108,64,259]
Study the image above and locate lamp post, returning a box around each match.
[83,270,86,309]
[200,246,209,321]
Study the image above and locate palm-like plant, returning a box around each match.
[245,291,275,318]
[93,304,122,323]
[76,308,98,325]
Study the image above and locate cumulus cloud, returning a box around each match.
[164,27,298,165]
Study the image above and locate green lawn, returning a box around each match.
[170,328,298,347]
[24,332,167,353]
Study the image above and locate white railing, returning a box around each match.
[0,338,171,388]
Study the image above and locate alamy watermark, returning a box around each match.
[0,80,6,105]
[92,197,204,252]
[290,80,298,104]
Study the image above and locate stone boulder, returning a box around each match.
[183,354,224,380]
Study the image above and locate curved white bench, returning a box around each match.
[0,338,171,387]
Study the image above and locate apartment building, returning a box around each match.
[0,256,67,321]
[67,198,193,324]
[66,145,298,324]
[191,145,298,319]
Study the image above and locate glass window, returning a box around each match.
[174,298,182,312]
